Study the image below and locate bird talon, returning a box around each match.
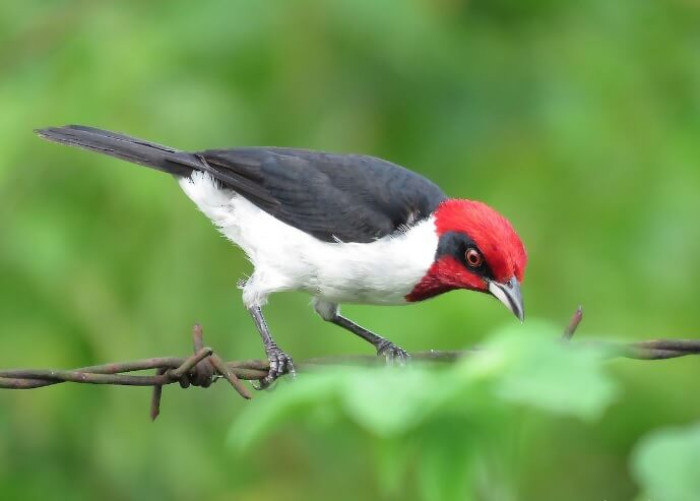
[376,341,410,365]
[253,345,295,390]
[252,379,269,391]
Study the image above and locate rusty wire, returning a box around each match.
[1,307,699,420]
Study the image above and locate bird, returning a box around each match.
[35,125,528,387]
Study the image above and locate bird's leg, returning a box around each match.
[313,300,409,363]
[330,315,409,363]
[247,305,295,388]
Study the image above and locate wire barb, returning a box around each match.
[563,305,584,340]
[1,307,700,419]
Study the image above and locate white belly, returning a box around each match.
[178,172,438,307]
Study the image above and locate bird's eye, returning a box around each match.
[465,248,483,268]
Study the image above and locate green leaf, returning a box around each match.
[229,320,620,501]
[339,366,450,436]
[228,373,341,451]
[231,321,619,452]
[461,321,619,421]
[631,423,700,501]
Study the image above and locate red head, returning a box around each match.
[407,199,528,320]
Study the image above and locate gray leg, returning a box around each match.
[248,305,295,387]
[313,299,409,362]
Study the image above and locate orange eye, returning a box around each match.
[465,248,483,268]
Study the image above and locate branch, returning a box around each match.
[1,307,699,419]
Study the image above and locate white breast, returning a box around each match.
[179,172,438,307]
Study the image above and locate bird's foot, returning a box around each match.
[254,344,296,390]
[376,340,410,365]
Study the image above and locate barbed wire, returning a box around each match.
[1,307,699,419]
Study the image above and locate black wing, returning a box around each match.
[35,126,446,243]
[199,148,446,242]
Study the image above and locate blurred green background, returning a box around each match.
[1,0,699,499]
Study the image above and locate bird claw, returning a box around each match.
[376,340,410,366]
[254,345,296,390]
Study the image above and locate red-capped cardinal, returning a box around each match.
[36,125,527,387]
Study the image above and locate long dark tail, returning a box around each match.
[35,125,199,177]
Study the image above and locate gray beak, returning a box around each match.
[488,277,524,321]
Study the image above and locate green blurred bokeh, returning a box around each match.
[1,0,699,499]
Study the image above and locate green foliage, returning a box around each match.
[632,423,700,501]
[467,322,618,420]
[232,323,619,499]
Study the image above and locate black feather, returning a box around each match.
[36,125,447,243]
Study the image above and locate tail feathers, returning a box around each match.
[35,125,198,177]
